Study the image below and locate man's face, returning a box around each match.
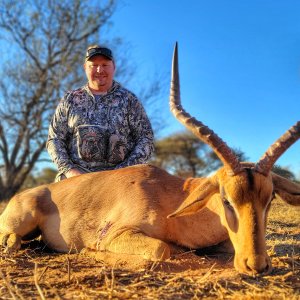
[84,55,115,92]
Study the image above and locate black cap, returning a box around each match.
[85,46,114,61]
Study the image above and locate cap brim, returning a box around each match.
[85,53,113,61]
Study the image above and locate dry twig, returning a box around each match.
[34,262,46,300]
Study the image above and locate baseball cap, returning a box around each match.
[85,46,114,61]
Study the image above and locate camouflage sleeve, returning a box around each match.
[115,95,154,169]
[46,95,75,174]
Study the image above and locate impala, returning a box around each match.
[0,43,299,275]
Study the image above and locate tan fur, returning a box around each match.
[0,164,299,275]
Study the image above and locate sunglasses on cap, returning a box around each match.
[85,47,114,61]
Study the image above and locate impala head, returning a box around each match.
[169,42,300,275]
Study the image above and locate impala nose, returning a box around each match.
[245,255,272,275]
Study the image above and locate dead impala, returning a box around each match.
[0,43,299,276]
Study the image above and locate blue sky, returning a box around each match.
[110,1,300,176]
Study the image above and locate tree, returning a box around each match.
[152,131,250,178]
[152,131,221,178]
[0,0,164,201]
[0,0,120,201]
[272,165,296,181]
[22,168,57,190]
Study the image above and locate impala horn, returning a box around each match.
[256,121,300,175]
[170,42,243,176]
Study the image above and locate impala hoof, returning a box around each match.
[0,233,21,253]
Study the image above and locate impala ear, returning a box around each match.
[168,177,219,218]
[272,172,300,206]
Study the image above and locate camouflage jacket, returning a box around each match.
[47,81,154,175]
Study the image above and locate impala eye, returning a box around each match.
[223,198,233,210]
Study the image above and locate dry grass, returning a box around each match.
[0,198,299,299]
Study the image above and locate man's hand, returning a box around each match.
[65,168,83,178]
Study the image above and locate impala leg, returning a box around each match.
[0,233,22,252]
[106,230,171,261]
[0,202,40,253]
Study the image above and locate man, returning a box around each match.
[47,45,154,181]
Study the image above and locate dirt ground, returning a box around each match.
[0,198,299,299]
